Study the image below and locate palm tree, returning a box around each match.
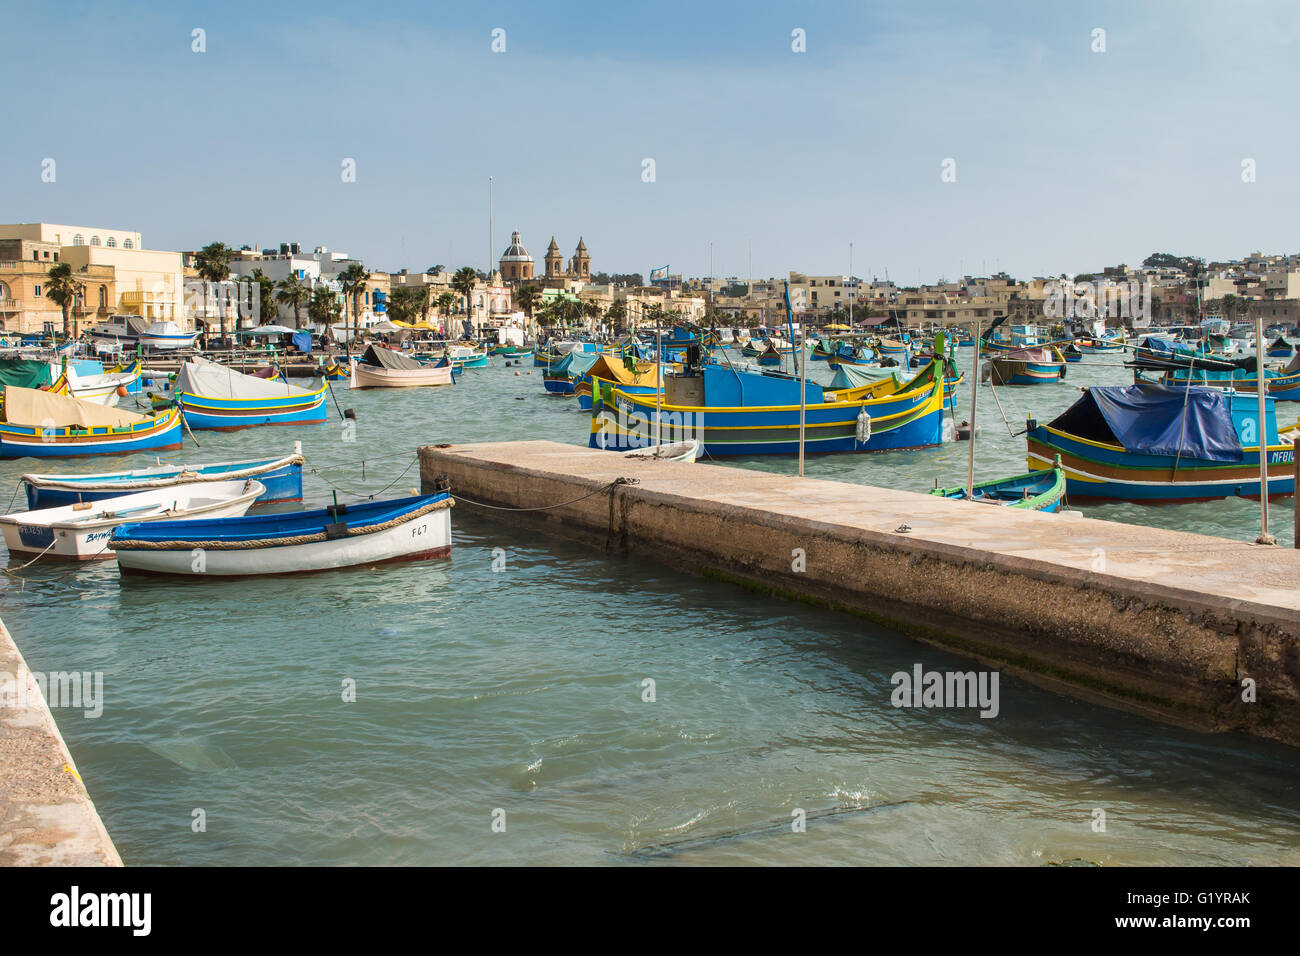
[452,267,478,325]
[437,292,455,322]
[45,263,84,341]
[337,263,370,355]
[514,284,541,324]
[275,273,310,329]
[251,268,277,326]
[194,241,235,338]
[308,286,342,329]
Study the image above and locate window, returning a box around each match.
[34,284,41,297]
[106,237,116,248]
[123,239,133,249]
[73,235,84,246]
[32,251,38,261]
[90,236,100,246]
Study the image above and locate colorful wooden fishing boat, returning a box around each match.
[0,386,183,459]
[111,492,454,576]
[1062,342,1084,363]
[874,337,911,361]
[175,356,329,428]
[591,359,947,456]
[54,360,141,406]
[1074,336,1127,354]
[1025,383,1296,502]
[1266,336,1294,359]
[446,345,489,368]
[543,351,600,395]
[1161,354,1300,401]
[1,479,264,561]
[21,451,304,510]
[988,346,1067,385]
[930,461,1066,512]
[575,354,662,411]
[349,346,454,389]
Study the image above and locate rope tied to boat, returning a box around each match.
[111,496,453,551]
[452,476,640,512]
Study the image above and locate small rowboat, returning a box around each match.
[349,346,455,388]
[620,439,699,463]
[929,462,1066,512]
[21,451,305,510]
[1,479,265,561]
[111,492,454,577]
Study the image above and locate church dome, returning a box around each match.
[501,230,532,262]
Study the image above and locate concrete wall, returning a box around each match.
[420,440,1300,747]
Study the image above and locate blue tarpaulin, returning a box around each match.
[291,331,313,354]
[1061,383,1245,462]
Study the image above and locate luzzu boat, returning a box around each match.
[575,354,662,411]
[874,336,911,362]
[349,345,454,388]
[446,345,489,368]
[988,346,1067,385]
[1025,382,1296,502]
[929,460,1067,512]
[1266,336,1294,359]
[543,350,600,395]
[1160,353,1300,401]
[590,359,947,456]
[111,492,454,577]
[175,356,329,428]
[21,451,305,510]
[0,386,183,459]
[1,479,265,561]
[50,361,141,406]
[1074,336,1127,354]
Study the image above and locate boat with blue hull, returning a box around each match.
[930,461,1067,512]
[0,386,183,459]
[1025,383,1297,502]
[111,492,454,576]
[988,346,1067,385]
[543,350,600,394]
[174,356,328,429]
[591,359,947,456]
[21,451,305,509]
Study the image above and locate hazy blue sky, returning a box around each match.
[6,1,1299,283]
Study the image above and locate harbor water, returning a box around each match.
[1,352,1297,865]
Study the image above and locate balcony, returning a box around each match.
[0,298,18,312]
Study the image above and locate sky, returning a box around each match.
[5,0,1300,284]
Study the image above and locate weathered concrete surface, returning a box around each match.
[421,440,1300,747]
[0,617,121,866]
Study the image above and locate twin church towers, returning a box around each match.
[498,231,590,287]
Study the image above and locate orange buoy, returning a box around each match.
[116,386,129,397]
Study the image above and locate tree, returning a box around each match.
[514,284,541,323]
[605,299,627,330]
[275,273,310,329]
[582,300,601,326]
[436,292,455,321]
[387,286,419,324]
[337,263,370,354]
[194,241,235,337]
[427,265,445,276]
[415,283,433,324]
[251,268,277,326]
[45,263,84,341]
[308,286,342,328]
[452,267,478,321]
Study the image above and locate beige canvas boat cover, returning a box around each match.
[175,355,317,399]
[3,386,149,427]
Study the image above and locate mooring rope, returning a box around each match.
[452,477,640,512]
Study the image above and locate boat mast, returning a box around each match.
[966,320,980,499]
[1256,308,1274,544]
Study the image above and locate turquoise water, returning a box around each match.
[1,353,1298,865]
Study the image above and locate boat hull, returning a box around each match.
[348,362,454,388]
[0,407,184,459]
[178,383,330,428]
[22,454,304,509]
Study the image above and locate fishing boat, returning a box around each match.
[174,356,329,428]
[1,479,264,561]
[929,461,1067,512]
[56,360,141,406]
[321,358,350,381]
[874,337,911,362]
[1025,382,1296,502]
[111,492,454,576]
[543,350,600,395]
[1062,342,1084,363]
[987,346,1067,385]
[1158,353,1300,401]
[591,359,947,456]
[138,322,201,351]
[575,354,662,411]
[446,344,489,369]
[21,451,305,510]
[621,440,699,463]
[1267,336,1294,359]
[756,339,788,366]
[0,386,183,458]
[349,345,454,388]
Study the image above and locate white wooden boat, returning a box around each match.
[620,440,699,463]
[1,479,264,561]
[111,493,453,576]
[138,322,201,350]
[349,346,454,388]
[59,363,140,406]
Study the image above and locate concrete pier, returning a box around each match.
[0,617,121,866]
[421,440,1300,747]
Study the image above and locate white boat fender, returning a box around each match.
[855,409,871,443]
